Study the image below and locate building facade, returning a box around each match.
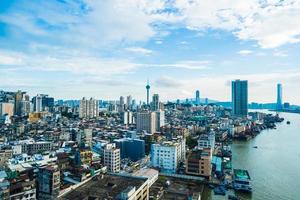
[103,143,120,173]
[232,80,248,117]
[115,138,145,162]
[79,97,99,119]
[277,83,283,110]
[136,111,156,134]
[37,165,60,200]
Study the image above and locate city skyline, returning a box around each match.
[1,1,300,104]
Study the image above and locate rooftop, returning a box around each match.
[58,174,147,200]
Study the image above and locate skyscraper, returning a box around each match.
[14,90,24,116]
[277,83,283,110]
[152,94,159,111]
[146,80,150,106]
[195,90,200,105]
[119,96,125,112]
[34,94,43,112]
[126,95,132,109]
[232,80,248,117]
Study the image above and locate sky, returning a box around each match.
[0,0,300,104]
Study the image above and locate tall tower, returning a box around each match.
[152,94,159,111]
[146,80,150,106]
[195,90,200,105]
[232,80,248,117]
[277,83,283,110]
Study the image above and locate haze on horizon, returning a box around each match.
[0,0,300,104]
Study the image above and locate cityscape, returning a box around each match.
[1,1,300,200]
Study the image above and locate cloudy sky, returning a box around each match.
[0,0,300,104]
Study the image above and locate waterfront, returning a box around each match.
[209,111,300,200]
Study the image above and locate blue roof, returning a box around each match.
[212,156,222,172]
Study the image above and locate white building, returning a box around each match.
[151,137,186,173]
[136,111,156,134]
[198,130,215,154]
[83,128,93,147]
[122,111,134,125]
[79,97,99,119]
[155,110,165,132]
[35,95,43,112]
[103,143,120,173]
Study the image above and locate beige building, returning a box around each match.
[0,102,14,117]
[0,149,13,167]
[186,148,212,179]
[136,111,156,134]
[79,97,99,119]
[103,143,120,173]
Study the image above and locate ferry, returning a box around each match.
[233,169,252,193]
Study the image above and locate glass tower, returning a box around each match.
[232,80,248,117]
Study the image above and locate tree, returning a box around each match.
[186,135,197,149]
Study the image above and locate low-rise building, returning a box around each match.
[58,174,149,200]
[151,137,186,173]
[37,165,60,200]
[186,149,212,179]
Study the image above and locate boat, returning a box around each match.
[233,169,252,193]
[253,146,258,149]
[287,121,291,125]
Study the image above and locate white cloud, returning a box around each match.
[125,47,153,55]
[172,0,300,48]
[0,50,139,76]
[155,76,182,88]
[238,50,253,55]
[149,60,210,70]
[2,0,300,49]
[0,52,24,65]
[273,51,288,57]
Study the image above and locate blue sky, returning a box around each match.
[0,0,300,104]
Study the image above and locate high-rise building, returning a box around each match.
[195,90,200,105]
[14,90,24,116]
[126,95,132,110]
[151,94,160,111]
[34,94,43,112]
[277,83,283,110]
[79,97,99,119]
[42,95,54,111]
[20,94,31,116]
[136,111,156,134]
[0,102,14,117]
[103,143,120,173]
[232,80,248,117]
[122,111,134,125]
[37,165,60,200]
[155,110,165,132]
[146,80,150,106]
[118,96,125,112]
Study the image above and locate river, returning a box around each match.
[207,111,300,200]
